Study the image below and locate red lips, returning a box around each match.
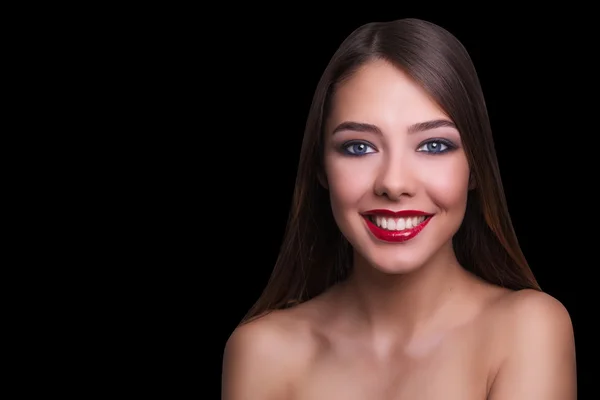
[362,209,433,243]
[362,209,432,217]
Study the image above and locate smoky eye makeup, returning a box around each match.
[337,140,377,156]
[335,138,460,156]
[330,130,462,156]
[416,137,459,154]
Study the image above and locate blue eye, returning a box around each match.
[343,141,376,156]
[417,139,454,154]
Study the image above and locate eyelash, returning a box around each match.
[341,138,456,156]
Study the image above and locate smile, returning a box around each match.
[362,209,433,243]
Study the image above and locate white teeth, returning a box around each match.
[388,219,396,230]
[373,215,427,231]
[397,218,405,230]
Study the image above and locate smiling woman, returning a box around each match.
[222,18,576,400]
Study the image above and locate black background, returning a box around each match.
[17,5,595,399]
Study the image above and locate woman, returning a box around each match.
[222,18,576,399]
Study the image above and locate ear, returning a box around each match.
[468,172,477,190]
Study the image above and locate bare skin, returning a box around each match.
[223,272,576,399]
[222,60,576,399]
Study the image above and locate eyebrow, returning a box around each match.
[331,119,457,135]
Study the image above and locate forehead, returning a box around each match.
[327,59,448,131]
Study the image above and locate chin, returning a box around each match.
[357,248,430,275]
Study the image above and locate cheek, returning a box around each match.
[421,158,470,209]
[325,157,374,208]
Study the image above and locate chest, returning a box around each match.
[293,331,492,400]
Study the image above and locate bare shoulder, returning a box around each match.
[495,289,575,348]
[222,308,317,400]
[488,289,577,399]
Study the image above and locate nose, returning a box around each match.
[373,153,416,200]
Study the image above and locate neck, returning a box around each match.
[342,241,469,341]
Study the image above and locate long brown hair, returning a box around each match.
[241,18,540,324]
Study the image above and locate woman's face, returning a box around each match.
[323,59,471,274]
